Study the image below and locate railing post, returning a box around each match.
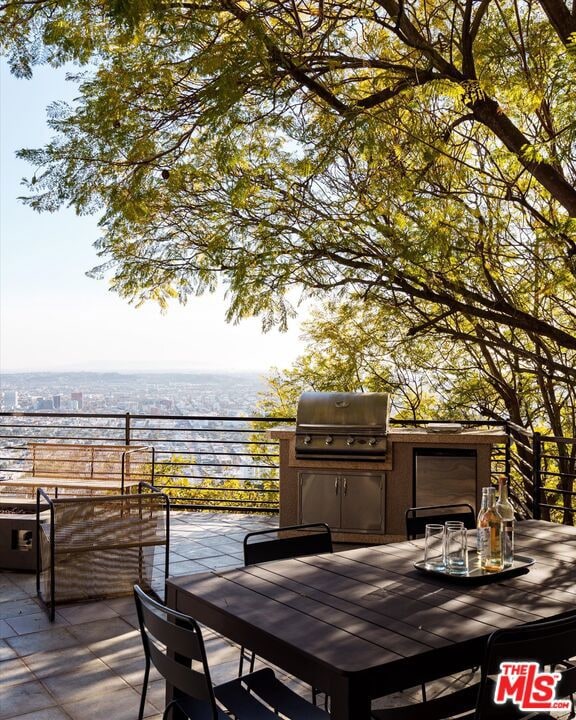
[504,420,511,483]
[533,431,542,520]
[125,413,131,446]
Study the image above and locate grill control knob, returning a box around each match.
[325,435,333,445]
[304,435,312,445]
[368,438,378,446]
[346,436,355,446]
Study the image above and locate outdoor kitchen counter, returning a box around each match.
[269,426,507,543]
[383,427,508,442]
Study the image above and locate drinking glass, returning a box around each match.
[424,524,446,570]
[444,524,468,575]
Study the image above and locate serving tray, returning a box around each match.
[414,554,535,584]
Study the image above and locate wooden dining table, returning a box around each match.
[166,520,576,720]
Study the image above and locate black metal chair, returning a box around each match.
[134,584,329,720]
[243,522,334,567]
[372,611,576,720]
[240,523,333,707]
[405,503,476,540]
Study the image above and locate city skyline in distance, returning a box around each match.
[0,369,272,415]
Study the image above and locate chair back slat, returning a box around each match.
[134,585,218,715]
[244,523,333,566]
[148,644,213,701]
[139,596,205,662]
[405,504,476,540]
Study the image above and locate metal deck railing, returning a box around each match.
[0,411,574,522]
[0,412,292,512]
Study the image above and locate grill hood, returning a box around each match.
[295,392,391,461]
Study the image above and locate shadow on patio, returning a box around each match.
[1,510,483,720]
[0,512,280,720]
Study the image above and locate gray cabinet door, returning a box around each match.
[341,474,385,532]
[299,473,341,528]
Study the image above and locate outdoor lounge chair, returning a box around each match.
[133,584,329,720]
[37,484,169,621]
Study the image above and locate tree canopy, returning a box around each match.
[256,297,574,430]
[2,0,576,415]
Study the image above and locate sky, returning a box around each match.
[0,62,306,374]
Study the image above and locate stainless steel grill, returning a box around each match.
[295,392,391,461]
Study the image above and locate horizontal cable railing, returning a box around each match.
[506,423,576,524]
[0,412,512,515]
[534,433,576,525]
[0,412,294,513]
[507,422,536,520]
[3,412,576,523]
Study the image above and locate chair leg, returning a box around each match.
[311,687,330,710]
[238,646,256,677]
[162,699,178,720]
[138,663,150,720]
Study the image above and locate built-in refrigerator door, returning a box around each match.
[414,448,477,511]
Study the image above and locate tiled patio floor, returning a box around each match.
[1,511,474,719]
[1,512,282,720]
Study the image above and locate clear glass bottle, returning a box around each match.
[496,476,515,568]
[477,486,503,572]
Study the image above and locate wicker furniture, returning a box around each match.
[37,484,169,621]
[1,443,155,495]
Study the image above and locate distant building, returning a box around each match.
[52,395,61,410]
[2,390,18,410]
[71,392,83,409]
[35,398,54,410]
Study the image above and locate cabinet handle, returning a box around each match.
[343,478,348,495]
[335,478,339,495]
